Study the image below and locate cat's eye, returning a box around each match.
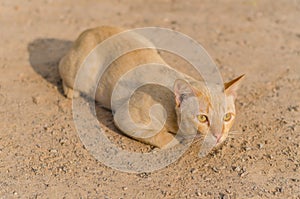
[197,114,208,123]
[223,113,232,122]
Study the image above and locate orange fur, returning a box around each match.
[59,26,244,148]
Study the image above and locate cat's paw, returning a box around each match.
[62,81,79,99]
[161,137,180,149]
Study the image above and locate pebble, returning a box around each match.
[275,187,283,193]
[240,171,248,177]
[122,186,128,191]
[233,166,241,172]
[138,172,150,178]
[59,138,68,145]
[32,96,41,104]
[49,149,57,153]
[195,191,201,196]
[43,125,48,130]
[212,167,220,173]
[244,147,252,151]
[190,168,198,174]
[287,105,299,112]
[219,192,226,199]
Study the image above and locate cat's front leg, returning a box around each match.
[113,110,179,148]
[137,129,179,149]
[62,81,79,99]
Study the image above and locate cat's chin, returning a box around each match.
[215,139,228,149]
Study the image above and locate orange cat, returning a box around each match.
[59,26,244,148]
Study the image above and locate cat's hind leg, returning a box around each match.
[136,129,179,149]
[114,120,180,148]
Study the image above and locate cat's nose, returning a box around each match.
[215,134,222,143]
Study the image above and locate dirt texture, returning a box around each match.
[0,0,300,198]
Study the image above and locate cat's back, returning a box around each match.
[59,26,168,108]
[72,26,125,53]
[58,26,124,86]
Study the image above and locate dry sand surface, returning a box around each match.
[1,0,300,198]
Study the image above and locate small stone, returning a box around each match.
[43,125,48,130]
[138,172,150,178]
[240,171,248,177]
[265,140,268,144]
[212,167,219,173]
[49,149,57,153]
[204,176,211,181]
[195,191,201,196]
[219,192,226,199]
[258,143,263,149]
[276,187,283,193]
[288,126,295,131]
[62,166,67,172]
[233,166,241,172]
[32,96,41,104]
[122,186,128,191]
[244,146,251,151]
[190,168,198,174]
[287,105,299,112]
[59,138,67,145]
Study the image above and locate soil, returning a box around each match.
[1,0,300,198]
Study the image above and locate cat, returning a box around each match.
[59,26,244,149]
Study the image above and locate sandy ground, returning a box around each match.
[1,0,300,198]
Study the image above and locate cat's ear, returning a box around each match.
[174,79,195,107]
[224,74,245,99]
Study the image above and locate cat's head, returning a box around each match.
[174,75,244,145]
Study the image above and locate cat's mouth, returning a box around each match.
[180,131,222,146]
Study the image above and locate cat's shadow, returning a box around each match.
[28,38,73,94]
[27,38,126,137]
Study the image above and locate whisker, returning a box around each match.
[228,131,243,135]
